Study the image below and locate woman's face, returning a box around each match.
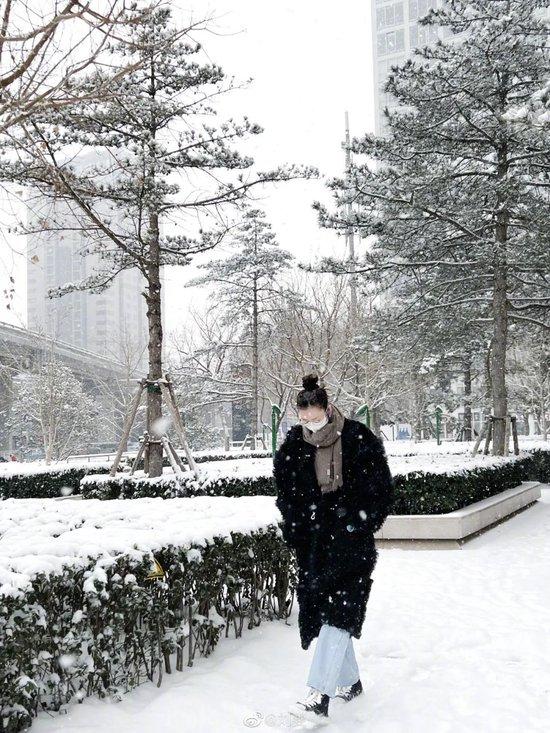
[297,405,327,425]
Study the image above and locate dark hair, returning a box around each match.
[296,373,328,410]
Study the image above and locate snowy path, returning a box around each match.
[33,489,550,733]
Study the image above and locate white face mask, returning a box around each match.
[303,414,328,432]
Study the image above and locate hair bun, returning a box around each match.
[302,373,319,391]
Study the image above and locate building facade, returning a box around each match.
[26,195,151,372]
[371,0,443,135]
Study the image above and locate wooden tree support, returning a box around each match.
[238,433,251,451]
[109,373,199,478]
[237,432,268,452]
[455,425,478,442]
[471,414,519,456]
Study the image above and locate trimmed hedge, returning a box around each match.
[523,447,550,483]
[129,448,272,471]
[0,452,272,500]
[81,473,275,500]
[0,464,111,500]
[4,448,550,508]
[81,449,550,513]
[392,459,525,514]
[0,524,295,733]
[391,449,550,513]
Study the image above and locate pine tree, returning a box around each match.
[504,6,550,128]
[186,208,295,444]
[8,8,315,475]
[314,0,550,454]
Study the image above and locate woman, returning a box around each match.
[273,374,394,723]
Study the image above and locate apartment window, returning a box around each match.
[377,28,405,56]
[409,0,437,20]
[410,22,439,47]
[377,2,404,30]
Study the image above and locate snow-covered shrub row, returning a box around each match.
[80,468,275,501]
[392,458,528,514]
[0,454,271,501]
[381,437,550,458]
[0,496,294,732]
[81,449,550,513]
[0,462,111,500]
[523,447,550,483]
[373,449,550,512]
[5,441,550,503]
[128,448,272,470]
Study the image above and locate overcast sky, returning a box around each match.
[0,0,376,332]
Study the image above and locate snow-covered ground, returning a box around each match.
[26,487,550,733]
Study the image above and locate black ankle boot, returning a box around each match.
[294,687,330,717]
[335,678,363,702]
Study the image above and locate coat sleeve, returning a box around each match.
[273,432,312,551]
[343,428,395,535]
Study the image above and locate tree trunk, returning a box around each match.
[371,406,381,436]
[491,261,508,455]
[146,210,164,477]
[540,339,549,441]
[484,339,492,408]
[522,411,530,436]
[41,402,53,466]
[250,229,259,448]
[412,372,423,442]
[220,407,230,451]
[45,360,54,464]
[491,143,509,456]
[462,351,472,441]
[251,287,259,447]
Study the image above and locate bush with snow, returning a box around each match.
[0,496,294,731]
[80,448,550,514]
[0,461,111,500]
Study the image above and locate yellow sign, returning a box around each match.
[146,557,165,580]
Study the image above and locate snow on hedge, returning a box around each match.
[3,436,550,482]
[81,445,546,489]
[0,495,281,599]
[382,437,550,457]
[80,456,273,488]
[0,460,111,478]
[386,449,539,478]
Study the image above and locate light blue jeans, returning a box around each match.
[306,623,360,697]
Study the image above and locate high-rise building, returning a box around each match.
[371,0,443,135]
[26,194,150,372]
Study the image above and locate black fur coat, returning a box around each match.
[273,418,394,650]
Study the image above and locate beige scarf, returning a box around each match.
[302,402,345,493]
